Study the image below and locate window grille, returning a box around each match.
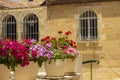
[80,11,98,41]
[2,15,17,40]
[23,14,39,41]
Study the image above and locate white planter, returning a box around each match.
[64,59,76,74]
[45,59,65,77]
[16,62,39,80]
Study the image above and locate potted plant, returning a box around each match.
[26,39,54,79]
[29,41,54,68]
[40,31,80,77]
[0,39,30,80]
[12,39,37,80]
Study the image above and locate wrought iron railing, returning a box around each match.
[82,59,100,80]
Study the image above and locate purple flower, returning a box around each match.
[30,46,36,51]
[38,46,46,53]
[31,39,37,43]
[36,52,43,58]
[29,44,54,60]
[45,43,52,48]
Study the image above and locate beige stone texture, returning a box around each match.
[0,1,120,80]
[0,6,47,41]
[45,1,120,80]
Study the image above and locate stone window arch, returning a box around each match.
[2,15,17,40]
[23,13,39,41]
[80,10,98,41]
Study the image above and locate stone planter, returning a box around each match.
[45,59,65,77]
[15,62,39,80]
[64,59,76,74]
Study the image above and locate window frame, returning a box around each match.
[23,13,39,41]
[2,15,17,40]
[80,10,98,41]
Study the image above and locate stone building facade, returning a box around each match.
[0,0,120,80]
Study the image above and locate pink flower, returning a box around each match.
[21,63,26,67]
[25,61,29,65]
[64,47,77,55]
[32,51,37,58]
[63,46,69,49]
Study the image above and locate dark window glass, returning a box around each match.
[2,15,17,40]
[23,14,39,41]
[80,11,98,41]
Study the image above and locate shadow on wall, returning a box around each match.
[48,5,76,20]
[77,42,102,64]
[77,42,102,51]
[48,2,120,20]
[102,4,120,18]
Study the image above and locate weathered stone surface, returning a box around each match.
[0,1,120,80]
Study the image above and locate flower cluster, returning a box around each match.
[0,31,80,69]
[29,44,53,67]
[40,31,80,60]
[0,39,30,71]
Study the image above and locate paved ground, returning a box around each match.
[82,67,120,80]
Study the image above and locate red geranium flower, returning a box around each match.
[51,37,56,41]
[64,31,71,35]
[58,31,63,34]
[39,30,80,61]
[46,36,50,39]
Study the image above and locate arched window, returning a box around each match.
[2,15,17,40]
[23,14,39,41]
[80,11,98,41]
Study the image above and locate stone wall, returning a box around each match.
[0,1,120,80]
[0,6,47,41]
[46,1,120,80]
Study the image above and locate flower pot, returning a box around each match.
[0,64,10,80]
[64,59,76,74]
[15,62,39,80]
[45,59,65,77]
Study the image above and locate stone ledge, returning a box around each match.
[36,72,81,80]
